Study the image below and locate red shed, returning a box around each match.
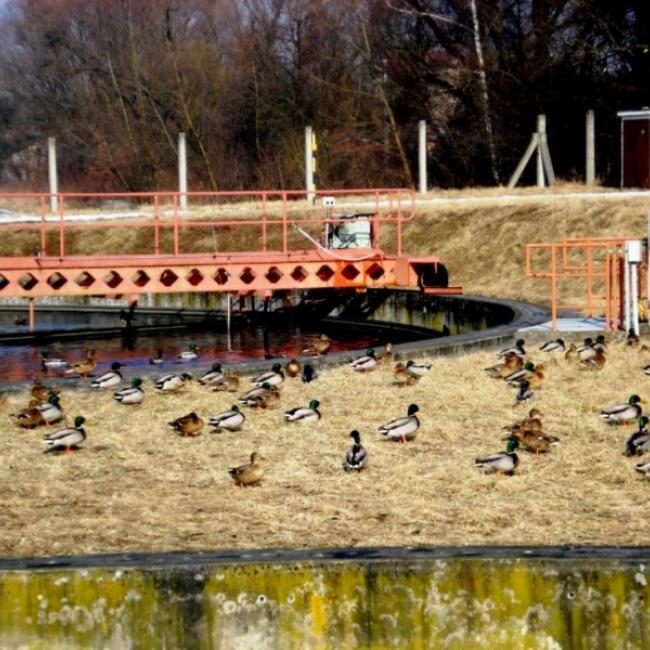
[618,109,650,189]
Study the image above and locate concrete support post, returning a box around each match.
[47,137,58,213]
[624,248,631,334]
[536,115,546,188]
[632,263,640,337]
[178,132,188,211]
[586,110,595,186]
[418,120,427,194]
[305,126,315,201]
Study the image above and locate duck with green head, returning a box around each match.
[178,344,199,361]
[39,394,63,425]
[624,417,650,456]
[343,430,368,471]
[199,363,225,386]
[284,400,321,423]
[378,403,419,443]
[475,437,520,475]
[498,339,525,359]
[43,416,86,453]
[113,377,145,405]
[600,394,643,425]
[209,405,245,432]
[252,363,284,388]
[350,349,378,372]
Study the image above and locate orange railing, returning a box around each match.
[0,189,415,263]
[526,237,647,331]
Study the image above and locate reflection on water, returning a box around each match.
[0,325,384,382]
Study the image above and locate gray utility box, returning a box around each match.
[326,212,374,249]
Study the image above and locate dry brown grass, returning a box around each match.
[2,338,650,558]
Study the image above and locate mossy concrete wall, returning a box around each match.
[2,547,649,649]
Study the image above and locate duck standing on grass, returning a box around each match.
[284,400,321,423]
[350,349,378,372]
[515,380,535,404]
[475,437,520,475]
[252,363,284,388]
[285,359,302,378]
[39,394,64,425]
[378,403,420,443]
[43,416,86,454]
[155,373,192,392]
[91,362,125,389]
[198,363,225,386]
[228,452,266,487]
[209,405,245,432]
[343,430,368,471]
[624,417,650,456]
[113,378,145,405]
[600,395,643,425]
[168,412,204,437]
[301,364,318,384]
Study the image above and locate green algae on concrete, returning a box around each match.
[2,552,650,649]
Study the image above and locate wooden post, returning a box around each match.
[305,126,315,201]
[586,110,595,186]
[178,132,188,210]
[418,120,427,194]
[536,115,546,188]
[28,298,35,333]
[507,134,538,189]
[48,137,58,213]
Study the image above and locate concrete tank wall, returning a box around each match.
[2,549,650,648]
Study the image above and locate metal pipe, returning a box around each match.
[226,293,232,352]
[536,115,546,188]
[624,247,631,334]
[28,298,35,333]
[632,262,640,337]
[586,110,595,186]
[305,126,315,201]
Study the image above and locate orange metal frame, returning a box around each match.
[525,236,647,331]
[0,189,461,326]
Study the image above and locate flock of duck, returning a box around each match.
[8,329,650,485]
[475,330,650,478]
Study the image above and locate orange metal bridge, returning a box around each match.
[0,189,459,329]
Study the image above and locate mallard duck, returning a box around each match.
[238,383,280,408]
[39,394,63,425]
[91,362,124,389]
[301,364,318,383]
[168,412,204,437]
[394,362,418,386]
[284,400,321,422]
[405,359,432,377]
[252,363,284,388]
[634,460,650,478]
[64,350,97,378]
[10,399,44,428]
[343,430,368,471]
[285,359,302,378]
[113,377,144,405]
[498,339,525,359]
[515,380,535,404]
[378,343,394,367]
[210,373,240,392]
[593,335,608,353]
[209,405,245,432]
[624,417,650,456]
[505,361,536,384]
[577,338,597,361]
[43,416,86,453]
[198,363,225,385]
[149,350,164,365]
[565,343,578,362]
[627,329,641,347]
[378,403,419,443]
[228,452,266,486]
[475,437,520,475]
[30,380,59,403]
[600,394,643,424]
[504,408,543,433]
[350,349,377,372]
[526,364,546,389]
[580,349,606,370]
[507,429,560,455]
[40,351,68,369]
[540,338,565,353]
[644,364,650,377]
[303,334,331,356]
[155,373,192,392]
[177,344,199,361]
[484,353,523,379]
